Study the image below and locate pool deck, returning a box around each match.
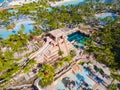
[44,52,110,90]
[45,64,97,90]
[61,27,91,37]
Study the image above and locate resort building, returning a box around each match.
[28,26,95,64]
[29,28,75,64]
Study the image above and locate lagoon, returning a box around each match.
[0,21,34,39]
[96,12,118,25]
[0,0,4,3]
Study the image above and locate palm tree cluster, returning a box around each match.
[85,17,120,81]
[1,25,29,54]
[37,64,55,88]
[0,49,20,82]
[0,0,120,87]
[0,25,31,84]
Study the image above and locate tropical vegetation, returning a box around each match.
[37,64,55,88]
[0,0,120,89]
[85,17,120,81]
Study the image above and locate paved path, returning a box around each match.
[34,78,42,90]
[6,84,32,90]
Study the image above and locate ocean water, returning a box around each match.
[0,0,4,3]
[55,0,113,7]
[56,0,86,7]
[103,0,113,3]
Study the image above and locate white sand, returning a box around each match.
[50,0,72,7]
[8,0,38,6]
[50,0,84,7]
[95,13,105,18]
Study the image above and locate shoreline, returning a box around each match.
[50,0,85,7]
[8,0,38,6]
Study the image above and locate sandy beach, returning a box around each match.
[50,0,72,7]
[9,0,38,6]
[50,0,84,7]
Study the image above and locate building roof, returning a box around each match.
[49,28,65,38]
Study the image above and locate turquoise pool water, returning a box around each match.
[67,31,90,48]
[8,9,18,13]
[0,0,10,8]
[0,0,4,3]
[56,68,95,90]
[0,21,34,39]
[56,74,83,90]
[103,0,112,3]
[99,13,117,25]
[100,13,117,19]
[78,69,95,88]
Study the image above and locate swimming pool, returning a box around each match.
[8,9,18,13]
[100,13,117,19]
[98,13,117,25]
[56,74,83,90]
[56,68,95,90]
[0,0,11,8]
[67,31,90,48]
[78,69,95,88]
[0,21,34,39]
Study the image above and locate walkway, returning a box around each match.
[63,27,90,36]
[6,84,32,90]
[34,78,42,90]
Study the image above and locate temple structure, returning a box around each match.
[29,28,75,64]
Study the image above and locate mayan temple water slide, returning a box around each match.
[28,42,50,60]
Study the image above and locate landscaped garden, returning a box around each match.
[0,0,120,89]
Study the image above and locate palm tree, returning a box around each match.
[58,50,64,57]
[37,64,55,88]
[108,84,118,90]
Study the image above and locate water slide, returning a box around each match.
[28,42,50,59]
[34,78,42,90]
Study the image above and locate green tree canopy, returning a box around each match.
[37,64,55,88]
